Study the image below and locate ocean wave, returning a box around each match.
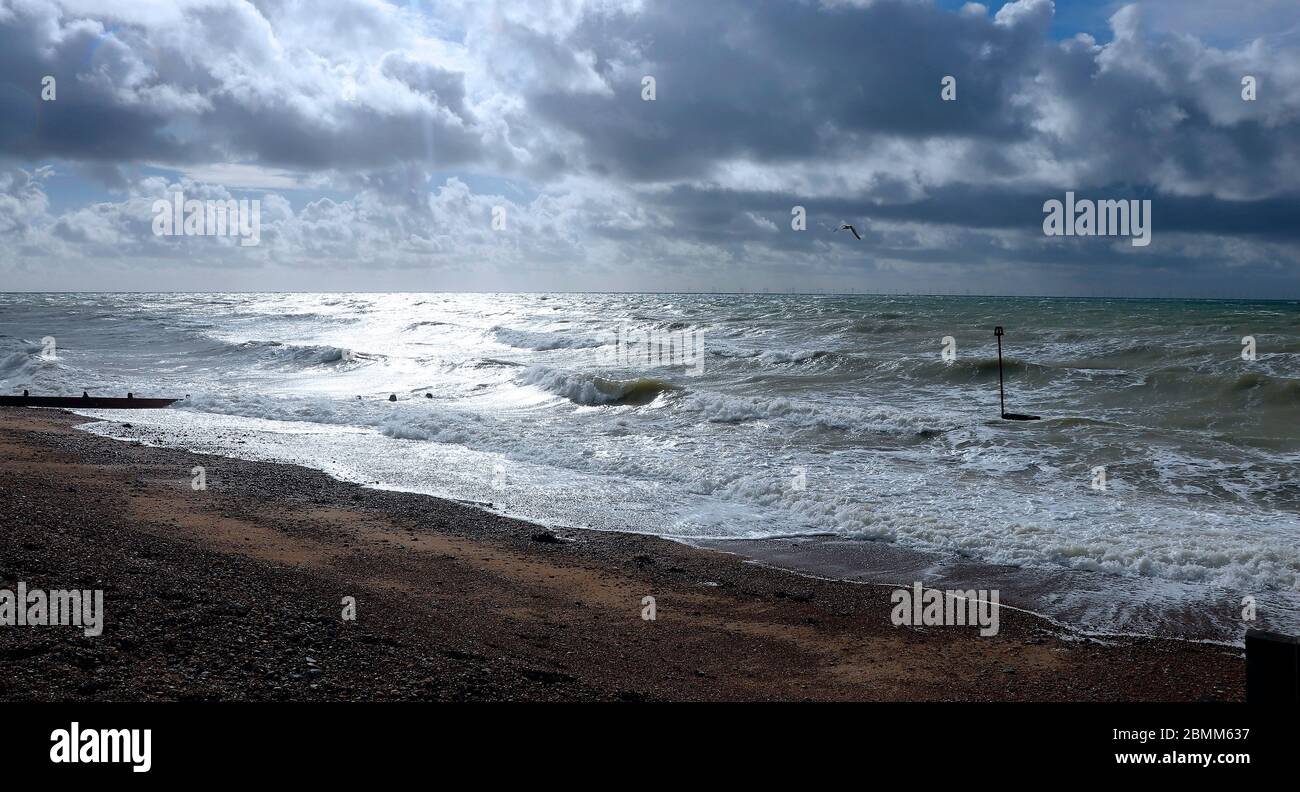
[271,311,358,322]
[379,415,485,444]
[404,320,450,331]
[628,317,697,332]
[1059,343,1206,371]
[757,349,833,365]
[846,318,919,333]
[217,340,376,369]
[221,310,358,324]
[490,326,605,351]
[680,391,827,424]
[0,339,59,386]
[1226,372,1300,404]
[883,356,1055,384]
[709,346,864,374]
[678,390,951,437]
[0,351,39,381]
[467,357,524,369]
[1134,368,1300,407]
[520,366,677,406]
[708,347,761,360]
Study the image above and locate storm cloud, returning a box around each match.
[1,0,1298,295]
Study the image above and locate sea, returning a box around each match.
[3,292,1297,642]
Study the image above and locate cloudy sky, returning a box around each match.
[1,0,1298,296]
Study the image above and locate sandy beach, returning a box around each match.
[0,407,1245,701]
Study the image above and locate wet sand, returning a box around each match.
[693,537,1262,644]
[0,407,1244,701]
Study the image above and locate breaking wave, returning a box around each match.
[520,367,677,406]
[217,340,376,369]
[490,326,605,351]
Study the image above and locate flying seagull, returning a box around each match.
[836,224,861,240]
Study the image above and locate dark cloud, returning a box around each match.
[527,0,1050,181]
[0,0,1297,294]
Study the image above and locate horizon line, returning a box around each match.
[2,290,1298,302]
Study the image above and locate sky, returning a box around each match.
[1,0,1299,296]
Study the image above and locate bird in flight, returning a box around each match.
[836,224,861,240]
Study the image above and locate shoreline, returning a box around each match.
[692,537,1261,648]
[1,407,1244,701]
[77,407,1275,647]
